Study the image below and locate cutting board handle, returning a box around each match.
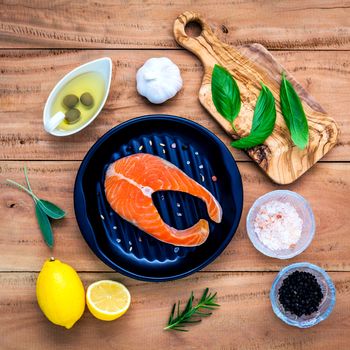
[174,11,225,67]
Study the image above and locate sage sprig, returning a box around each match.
[211,64,241,126]
[6,166,65,248]
[280,72,309,149]
[164,288,220,332]
[231,82,276,149]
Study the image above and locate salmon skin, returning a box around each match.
[104,153,222,247]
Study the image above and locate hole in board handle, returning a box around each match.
[185,21,203,38]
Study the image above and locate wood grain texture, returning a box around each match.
[174,12,339,184]
[0,272,349,350]
[0,2,349,349]
[0,49,349,161]
[1,161,349,272]
[0,0,350,49]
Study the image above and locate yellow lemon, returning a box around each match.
[86,280,131,321]
[36,257,85,329]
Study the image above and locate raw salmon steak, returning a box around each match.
[104,153,222,247]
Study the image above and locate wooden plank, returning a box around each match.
[0,50,349,161]
[0,0,349,49]
[1,161,349,272]
[0,271,349,349]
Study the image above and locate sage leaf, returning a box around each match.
[7,166,65,249]
[35,203,54,248]
[211,64,241,124]
[231,83,276,149]
[280,72,309,149]
[37,199,66,219]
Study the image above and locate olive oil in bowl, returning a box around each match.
[43,57,112,136]
[51,72,106,131]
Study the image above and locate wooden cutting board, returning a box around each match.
[173,11,339,184]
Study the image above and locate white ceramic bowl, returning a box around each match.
[43,57,112,136]
[246,190,315,259]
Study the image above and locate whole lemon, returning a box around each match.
[36,257,85,329]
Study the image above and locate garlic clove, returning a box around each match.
[143,71,158,81]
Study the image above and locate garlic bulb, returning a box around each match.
[136,57,183,104]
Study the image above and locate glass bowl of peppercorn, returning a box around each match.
[270,262,336,328]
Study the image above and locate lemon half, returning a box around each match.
[86,280,131,321]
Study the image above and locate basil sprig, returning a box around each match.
[231,83,276,149]
[211,64,309,150]
[6,166,65,248]
[280,72,309,149]
[211,64,241,125]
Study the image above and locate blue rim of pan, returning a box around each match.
[74,114,243,282]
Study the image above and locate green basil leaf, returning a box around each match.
[35,203,54,248]
[211,64,241,123]
[231,83,276,149]
[37,199,66,219]
[280,72,309,149]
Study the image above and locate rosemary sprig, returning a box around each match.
[6,165,66,248]
[164,288,220,332]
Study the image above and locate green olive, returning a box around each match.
[80,92,94,107]
[63,94,79,108]
[65,108,81,124]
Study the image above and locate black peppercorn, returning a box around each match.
[278,270,323,317]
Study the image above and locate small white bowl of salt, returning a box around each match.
[246,190,315,259]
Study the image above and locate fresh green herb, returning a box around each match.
[164,288,220,332]
[280,72,309,149]
[35,203,54,248]
[23,166,65,220]
[37,200,65,220]
[6,166,66,248]
[211,64,241,125]
[231,82,276,149]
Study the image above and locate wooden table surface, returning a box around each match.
[0,1,349,349]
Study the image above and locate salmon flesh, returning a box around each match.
[104,154,222,247]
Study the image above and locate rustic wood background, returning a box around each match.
[0,1,349,349]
